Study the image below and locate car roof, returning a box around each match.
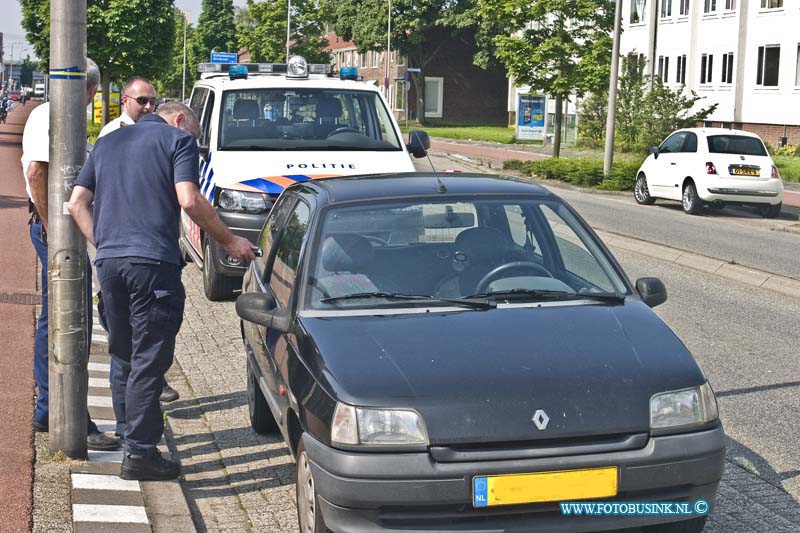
[291,173,555,205]
[677,127,762,139]
[195,75,382,93]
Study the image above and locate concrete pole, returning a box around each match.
[182,11,187,102]
[48,0,89,458]
[603,0,624,177]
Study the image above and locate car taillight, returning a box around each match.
[771,165,780,179]
[705,162,717,175]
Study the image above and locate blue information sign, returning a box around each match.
[210,52,238,64]
[516,94,546,141]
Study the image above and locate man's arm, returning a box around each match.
[27,161,49,230]
[175,181,255,262]
[67,185,95,245]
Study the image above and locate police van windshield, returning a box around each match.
[218,89,402,151]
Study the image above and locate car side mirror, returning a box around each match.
[636,277,667,308]
[235,293,292,332]
[407,129,430,158]
[649,145,659,159]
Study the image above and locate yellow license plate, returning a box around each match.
[732,168,759,176]
[472,466,618,507]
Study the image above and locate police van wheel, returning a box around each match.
[203,240,235,301]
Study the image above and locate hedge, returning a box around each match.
[503,157,645,191]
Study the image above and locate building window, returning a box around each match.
[680,0,690,15]
[721,52,734,83]
[658,56,670,82]
[631,0,646,23]
[661,0,672,17]
[360,52,367,69]
[704,0,716,13]
[725,0,736,9]
[372,51,379,68]
[796,44,800,86]
[424,77,443,118]
[397,55,406,66]
[756,45,780,86]
[394,79,405,110]
[700,54,713,84]
[676,55,687,84]
[760,0,782,8]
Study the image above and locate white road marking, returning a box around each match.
[89,362,110,372]
[71,473,140,492]
[89,377,110,389]
[72,504,149,524]
[88,395,113,408]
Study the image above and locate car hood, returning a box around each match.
[298,302,705,445]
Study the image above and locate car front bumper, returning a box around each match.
[698,177,783,205]
[304,425,726,533]
[205,209,267,276]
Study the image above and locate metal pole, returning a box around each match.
[48,0,89,459]
[387,0,391,101]
[603,0,623,177]
[181,11,187,102]
[286,0,291,62]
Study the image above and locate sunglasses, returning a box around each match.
[125,94,157,106]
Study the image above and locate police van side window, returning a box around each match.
[189,88,207,119]
[199,91,216,148]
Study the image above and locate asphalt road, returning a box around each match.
[416,152,800,280]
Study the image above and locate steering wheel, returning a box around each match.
[475,261,553,293]
[327,127,359,137]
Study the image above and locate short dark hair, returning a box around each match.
[123,76,153,93]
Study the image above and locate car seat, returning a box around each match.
[315,234,377,299]
[315,97,343,138]
[434,226,514,298]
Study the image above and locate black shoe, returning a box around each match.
[160,383,179,403]
[120,449,181,481]
[33,420,48,433]
[87,431,121,451]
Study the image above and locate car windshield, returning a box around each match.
[218,88,401,151]
[305,196,630,311]
[707,135,767,156]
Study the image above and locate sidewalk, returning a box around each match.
[429,137,800,207]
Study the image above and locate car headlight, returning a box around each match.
[650,382,718,430]
[217,188,269,213]
[331,402,429,447]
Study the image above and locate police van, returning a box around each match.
[180,56,430,300]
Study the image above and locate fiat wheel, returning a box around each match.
[634,174,656,205]
[682,182,702,215]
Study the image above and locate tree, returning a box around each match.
[154,10,200,100]
[194,0,237,60]
[20,56,37,88]
[20,0,175,124]
[476,0,613,157]
[236,0,330,64]
[324,0,474,124]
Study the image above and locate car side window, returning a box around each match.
[683,132,698,153]
[269,201,311,308]
[659,132,687,154]
[199,91,216,148]
[255,195,296,277]
[189,87,207,118]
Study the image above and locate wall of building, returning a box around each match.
[621,0,800,132]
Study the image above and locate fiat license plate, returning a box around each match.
[731,167,760,176]
[473,466,618,507]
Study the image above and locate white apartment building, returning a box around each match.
[622,0,800,146]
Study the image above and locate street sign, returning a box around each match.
[406,67,421,73]
[210,51,238,64]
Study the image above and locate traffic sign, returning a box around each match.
[406,67,421,73]
[210,52,238,64]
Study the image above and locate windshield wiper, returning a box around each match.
[465,288,625,303]
[320,291,496,309]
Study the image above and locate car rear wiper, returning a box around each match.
[320,291,496,309]
[465,289,625,303]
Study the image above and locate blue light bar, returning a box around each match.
[340,66,358,81]
[229,65,248,80]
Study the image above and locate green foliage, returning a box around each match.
[577,90,608,149]
[401,125,516,144]
[20,57,37,87]
[87,122,102,144]
[774,156,800,183]
[616,53,717,153]
[195,0,237,61]
[503,156,646,191]
[774,144,800,157]
[154,11,199,99]
[237,0,330,64]
[20,0,175,82]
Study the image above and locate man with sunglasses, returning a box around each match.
[97,76,182,403]
[98,77,157,138]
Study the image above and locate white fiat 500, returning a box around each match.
[634,128,783,217]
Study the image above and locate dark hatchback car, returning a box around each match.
[236,174,725,533]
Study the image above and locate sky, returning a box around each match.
[2,0,247,60]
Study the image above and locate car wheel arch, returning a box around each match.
[287,409,304,458]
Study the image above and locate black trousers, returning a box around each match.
[95,257,184,455]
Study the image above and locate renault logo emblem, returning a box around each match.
[532,409,550,431]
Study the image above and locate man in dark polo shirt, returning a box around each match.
[68,102,254,480]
